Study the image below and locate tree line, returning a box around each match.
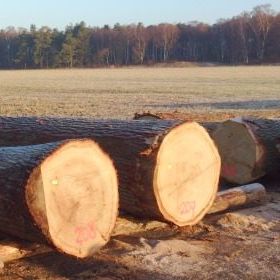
[0,4,279,69]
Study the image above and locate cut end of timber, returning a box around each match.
[26,139,118,258]
[153,122,221,226]
[212,119,265,184]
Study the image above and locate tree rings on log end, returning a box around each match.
[212,119,265,184]
[154,122,221,226]
[26,139,118,258]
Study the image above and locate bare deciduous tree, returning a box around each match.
[249,4,275,61]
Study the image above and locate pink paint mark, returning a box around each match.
[75,221,96,245]
[179,201,196,216]
[222,164,237,177]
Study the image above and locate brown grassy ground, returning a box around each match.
[0,66,279,118]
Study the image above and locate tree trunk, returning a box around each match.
[0,117,220,226]
[0,139,118,258]
[208,183,266,214]
[212,117,280,184]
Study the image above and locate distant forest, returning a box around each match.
[0,4,280,69]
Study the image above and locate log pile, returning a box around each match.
[0,114,277,261]
[134,114,280,185]
[0,117,221,226]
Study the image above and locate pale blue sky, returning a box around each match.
[1,0,280,30]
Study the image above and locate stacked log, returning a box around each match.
[212,117,280,184]
[0,139,119,258]
[0,117,221,226]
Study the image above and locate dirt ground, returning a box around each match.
[0,180,279,280]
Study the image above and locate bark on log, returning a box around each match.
[0,117,221,226]
[212,117,280,184]
[0,139,118,258]
[208,183,266,214]
[133,112,218,133]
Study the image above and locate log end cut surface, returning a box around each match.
[212,118,265,184]
[154,122,221,226]
[26,140,118,258]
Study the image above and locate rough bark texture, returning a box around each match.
[208,183,266,214]
[0,117,178,219]
[0,117,220,225]
[133,112,218,133]
[212,117,280,184]
[0,141,68,242]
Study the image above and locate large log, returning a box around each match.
[0,117,220,226]
[212,117,280,184]
[0,139,118,258]
[208,183,266,214]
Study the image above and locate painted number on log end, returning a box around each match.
[222,164,237,177]
[75,221,96,245]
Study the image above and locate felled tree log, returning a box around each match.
[0,117,220,226]
[208,183,266,214]
[212,117,280,184]
[0,139,118,258]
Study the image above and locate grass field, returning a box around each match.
[0,66,279,118]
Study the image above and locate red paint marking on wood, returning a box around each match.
[222,164,237,177]
[75,221,96,245]
[179,201,196,216]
